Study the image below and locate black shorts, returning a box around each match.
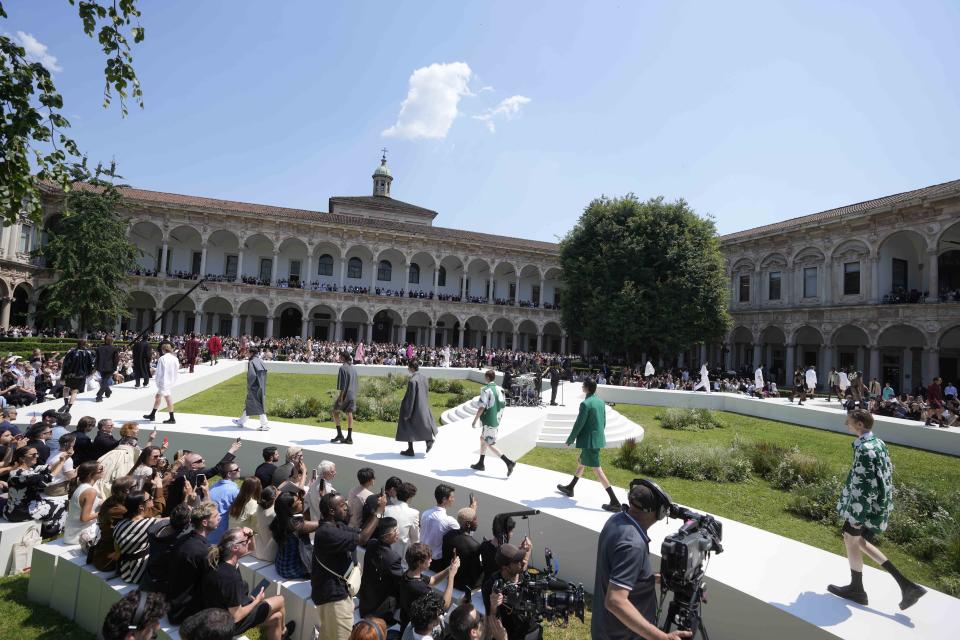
[333,398,356,413]
[842,521,876,542]
[65,376,86,392]
[235,601,271,634]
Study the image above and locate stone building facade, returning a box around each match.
[717,178,960,392]
[4,156,569,353]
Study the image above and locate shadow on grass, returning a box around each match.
[0,574,93,640]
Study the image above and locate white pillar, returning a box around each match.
[724,343,733,371]
[301,316,309,338]
[538,278,545,306]
[460,270,467,300]
[433,264,440,297]
[752,343,762,368]
[339,258,347,289]
[869,345,880,382]
[536,332,543,352]
[785,343,795,381]
[870,257,880,303]
[560,333,567,354]
[266,315,274,338]
[0,299,10,329]
[514,275,520,306]
[270,250,279,286]
[235,248,244,283]
[923,347,940,384]
[366,322,373,343]
[160,242,169,274]
[486,329,493,349]
[199,243,208,276]
[822,261,833,304]
[429,323,436,347]
[488,274,495,304]
[927,250,939,302]
[231,314,240,337]
[335,320,343,341]
[458,328,465,348]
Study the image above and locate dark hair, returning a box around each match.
[357,467,375,485]
[484,369,496,381]
[448,603,482,639]
[405,542,432,569]
[76,415,96,433]
[75,460,101,485]
[130,446,161,476]
[376,516,398,542]
[492,514,516,541]
[320,492,340,520]
[101,590,168,640]
[58,433,77,451]
[124,490,151,518]
[408,359,420,371]
[262,446,278,461]
[180,608,234,640]
[849,408,875,430]
[258,485,278,509]
[409,592,444,632]
[434,483,455,505]
[13,446,36,465]
[270,492,301,544]
[170,503,192,531]
[397,482,417,502]
[25,423,47,439]
[340,350,352,362]
[55,411,71,427]
[385,476,403,493]
[229,477,262,519]
[583,377,597,394]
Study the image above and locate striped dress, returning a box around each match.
[113,516,159,583]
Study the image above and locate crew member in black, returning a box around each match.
[481,543,541,640]
[357,517,403,624]
[167,503,218,624]
[548,365,560,406]
[95,334,120,402]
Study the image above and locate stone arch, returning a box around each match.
[728,325,755,372]
[408,251,436,292]
[518,264,541,305]
[201,296,234,336]
[242,233,275,283]
[758,325,787,383]
[831,239,871,261]
[465,258,491,300]
[759,252,788,269]
[125,291,158,333]
[542,266,562,309]
[542,320,563,354]
[277,237,309,287]
[340,306,370,343]
[313,241,341,282]
[160,293,197,334]
[877,323,928,392]
[939,325,960,386]
[273,301,304,338]
[167,225,203,275]
[491,317,515,349]
[435,312,462,347]
[463,315,488,348]
[437,256,464,296]
[344,245,374,286]
[406,311,433,346]
[129,221,165,272]
[517,319,539,353]
[729,257,756,275]
[206,230,241,279]
[238,299,270,338]
[306,303,338,341]
[877,229,926,298]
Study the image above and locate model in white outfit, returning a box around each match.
[144,344,179,424]
[754,366,764,389]
[805,366,818,394]
[693,363,710,392]
[644,360,655,377]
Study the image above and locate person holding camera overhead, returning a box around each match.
[593,480,692,640]
[481,543,541,640]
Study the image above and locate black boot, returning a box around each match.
[828,570,868,605]
[882,560,927,610]
[143,409,156,421]
[556,476,579,497]
[602,486,622,512]
[400,442,415,457]
[331,426,344,443]
[163,412,176,424]
[471,455,486,471]
[426,439,434,453]
[343,428,353,445]
[502,455,515,477]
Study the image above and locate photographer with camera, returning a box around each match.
[481,543,541,640]
[593,481,691,640]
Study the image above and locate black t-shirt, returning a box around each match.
[398,572,432,628]
[311,520,359,605]
[358,540,403,618]
[254,462,276,489]
[482,572,540,639]
[203,562,248,610]
[167,532,212,623]
[441,529,483,591]
[479,539,499,581]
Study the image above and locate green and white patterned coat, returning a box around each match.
[836,432,894,532]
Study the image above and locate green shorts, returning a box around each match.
[578,448,601,468]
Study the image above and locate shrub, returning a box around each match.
[353,396,379,422]
[769,451,829,490]
[378,396,402,422]
[785,476,843,524]
[614,438,640,469]
[628,444,750,482]
[270,396,325,419]
[447,379,465,395]
[386,373,408,390]
[740,440,791,479]
[445,393,472,409]
[429,378,451,393]
[656,408,723,431]
[360,378,391,400]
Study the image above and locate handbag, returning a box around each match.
[315,556,362,598]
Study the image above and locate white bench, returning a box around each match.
[28,539,81,608]
[0,520,38,575]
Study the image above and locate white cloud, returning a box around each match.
[13,31,62,72]
[473,95,531,133]
[382,62,473,140]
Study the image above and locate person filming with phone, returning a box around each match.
[201,526,294,640]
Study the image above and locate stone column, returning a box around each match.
[334,320,342,341]
[154,308,163,333]
[922,347,939,384]
[514,275,520,307]
[560,333,567,354]
[199,243,208,276]
[752,343,762,368]
[460,271,468,300]
[366,323,373,343]
[0,299,10,329]
[539,278,545,306]
[486,329,493,349]
[339,258,347,289]
[266,315,274,338]
[160,242,169,274]
[301,316,309,338]
[753,268,761,308]
[231,314,240,337]
[512,330,519,350]
[856,346,865,374]
[902,347,913,393]
[870,256,880,303]
[433,264,440,297]
[784,343,795,381]
[926,250,939,302]
[270,250,279,286]
[869,345,880,381]
[724,343,733,370]
[370,259,377,292]
[822,261,833,304]
[195,311,204,334]
[488,275,495,304]
[458,328,465,348]
[235,248,244,283]
[821,342,833,381]
[536,332,543,352]
[429,323,436,347]
[399,324,407,343]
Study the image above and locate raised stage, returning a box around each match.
[19,361,960,639]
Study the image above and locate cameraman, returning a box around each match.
[593,483,691,640]
[481,543,541,640]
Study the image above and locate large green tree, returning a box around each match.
[0,0,144,225]
[559,195,730,361]
[34,163,139,334]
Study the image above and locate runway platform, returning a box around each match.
[17,360,959,639]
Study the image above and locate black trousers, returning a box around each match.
[550,384,558,404]
[97,371,115,398]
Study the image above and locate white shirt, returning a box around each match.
[385,500,420,563]
[754,368,764,387]
[306,477,335,521]
[154,352,179,392]
[420,505,458,560]
[644,361,654,377]
[838,371,850,390]
[699,365,709,381]
[805,368,818,388]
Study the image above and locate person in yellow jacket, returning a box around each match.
[556,378,621,512]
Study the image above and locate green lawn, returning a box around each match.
[0,574,93,640]
[176,373,483,439]
[520,404,960,590]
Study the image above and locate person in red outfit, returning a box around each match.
[925,376,944,427]
[207,334,223,366]
[184,333,201,373]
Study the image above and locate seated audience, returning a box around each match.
[3,445,70,537]
[101,590,169,640]
[90,476,138,571]
[114,488,167,583]
[168,502,220,623]
[63,460,103,544]
[252,485,278,562]
[270,491,317,578]
[358,517,402,624]
[228,476,261,530]
[180,608,236,640]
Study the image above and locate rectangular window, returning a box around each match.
[554,290,561,306]
[509,283,517,301]
[225,255,238,279]
[738,275,750,302]
[191,251,202,275]
[768,271,781,301]
[843,261,860,295]
[803,267,818,298]
[532,285,541,304]
[892,258,908,291]
[259,258,272,283]
[289,259,301,284]
[18,226,31,253]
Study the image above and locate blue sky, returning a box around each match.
[6,0,959,242]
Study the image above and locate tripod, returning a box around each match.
[658,576,710,640]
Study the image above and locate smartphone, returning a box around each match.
[162,436,169,448]
[311,468,318,482]
[196,473,206,485]
[235,436,241,444]
[318,477,325,493]
[251,578,270,597]
[292,514,304,523]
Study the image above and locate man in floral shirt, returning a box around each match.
[828,409,926,610]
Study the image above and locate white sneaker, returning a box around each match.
[258,422,270,431]
[232,418,245,427]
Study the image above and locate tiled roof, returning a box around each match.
[46,182,560,253]
[720,178,960,243]
[329,195,438,219]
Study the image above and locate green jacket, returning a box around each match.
[566,394,606,449]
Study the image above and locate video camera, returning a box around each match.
[494,547,585,627]
[660,504,724,593]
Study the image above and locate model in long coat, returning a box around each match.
[132,340,152,388]
[234,350,269,430]
[396,362,437,456]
